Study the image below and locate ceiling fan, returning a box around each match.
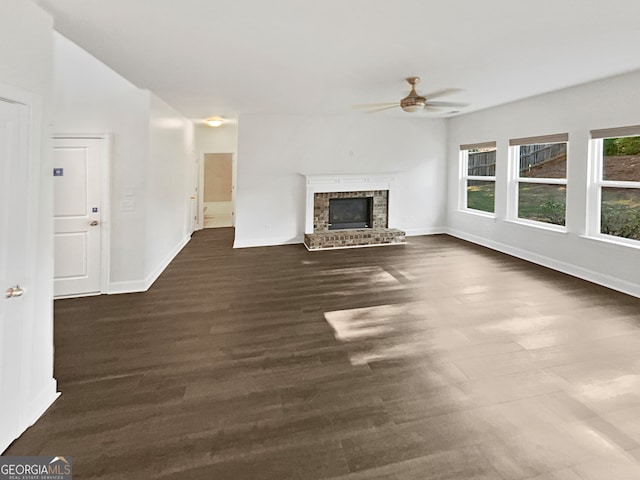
[355,76,468,114]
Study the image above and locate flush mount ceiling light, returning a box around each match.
[205,117,224,127]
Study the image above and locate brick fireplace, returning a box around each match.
[302,174,406,250]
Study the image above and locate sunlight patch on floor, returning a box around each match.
[324,303,429,366]
[315,266,400,286]
[578,374,640,401]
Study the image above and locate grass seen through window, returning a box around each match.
[516,142,567,225]
[600,136,640,240]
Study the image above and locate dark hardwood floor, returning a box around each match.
[6,228,640,479]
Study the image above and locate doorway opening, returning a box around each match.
[202,153,234,228]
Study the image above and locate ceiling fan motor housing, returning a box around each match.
[401,76,426,112]
[401,95,426,112]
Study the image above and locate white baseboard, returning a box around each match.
[108,234,192,294]
[23,380,59,430]
[108,279,148,295]
[446,228,640,299]
[54,291,101,300]
[3,384,59,454]
[144,234,191,290]
[403,227,447,237]
[233,235,304,249]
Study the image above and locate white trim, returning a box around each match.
[198,152,204,231]
[588,136,640,241]
[54,291,101,300]
[508,144,568,225]
[144,234,191,290]
[108,280,148,295]
[234,235,304,249]
[467,175,496,182]
[600,180,640,189]
[232,153,237,227]
[0,83,59,453]
[53,133,112,295]
[459,149,468,210]
[580,233,640,250]
[23,382,59,430]
[517,177,567,185]
[458,209,495,219]
[503,218,568,233]
[447,228,639,299]
[404,227,447,236]
[460,148,497,214]
[585,138,602,237]
[199,152,236,232]
[301,173,397,234]
[101,136,112,291]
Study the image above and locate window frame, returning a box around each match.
[508,134,569,229]
[588,132,640,246]
[459,142,497,216]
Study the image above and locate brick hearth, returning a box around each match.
[304,228,406,250]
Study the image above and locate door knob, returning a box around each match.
[90,220,99,226]
[5,286,24,298]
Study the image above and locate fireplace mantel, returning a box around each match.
[302,173,397,234]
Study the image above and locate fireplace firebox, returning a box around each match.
[328,197,372,230]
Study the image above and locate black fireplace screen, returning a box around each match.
[328,197,372,230]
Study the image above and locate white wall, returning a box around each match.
[234,114,447,247]
[0,0,57,450]
[195,122,238,154]
[53,34,197,292]
[447,70,640,297]
[146,94,196,283]
[53,33,150,287]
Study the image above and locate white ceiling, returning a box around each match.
[34,0,640,122]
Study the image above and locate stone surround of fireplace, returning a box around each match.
[315,190,387,231]
[302,173,406,250]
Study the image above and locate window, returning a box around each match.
[590,125,640,242]
[460,141,496,214]
[510,134,568,226]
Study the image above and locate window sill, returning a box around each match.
[579,234,640,250]
[458,209,495,219]
[503,218,568,233]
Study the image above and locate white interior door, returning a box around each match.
[53,138,102,297]
[0,98,29,452]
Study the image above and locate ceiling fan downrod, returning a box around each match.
[401,76,426,112]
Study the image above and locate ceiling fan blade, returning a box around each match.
[352,102,398,110]
[425,100,469,108]
[366,105,400,114]
[421,88,463,100]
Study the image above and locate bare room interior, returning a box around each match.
[2,1,640,479]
